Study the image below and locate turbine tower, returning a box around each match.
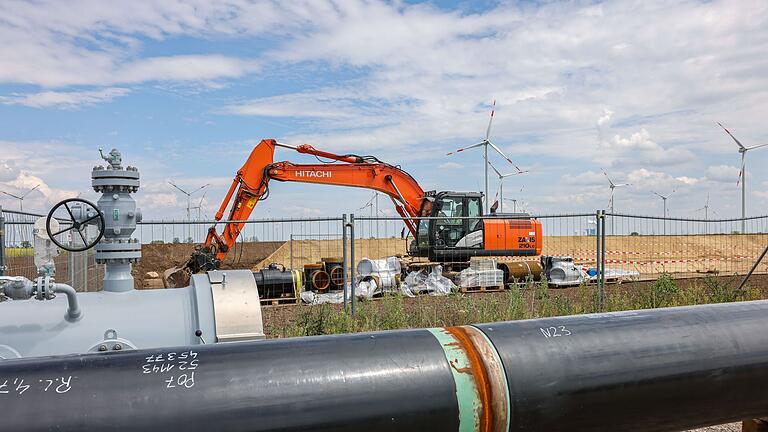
[717,122,768,233]
[447,100,523,213]
[652,190,675,235]
[0,184,40,212]
[696,194,711,234]
[489,161,527,210]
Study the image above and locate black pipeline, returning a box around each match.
[3,301,768,432]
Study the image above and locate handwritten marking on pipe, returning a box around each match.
[141,349,199,390]
[0,376,73,397]
[540,326,571,338]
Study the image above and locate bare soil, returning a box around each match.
[133,241,284,288]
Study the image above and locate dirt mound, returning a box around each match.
[134,241,284,288]
[254,238,408,270]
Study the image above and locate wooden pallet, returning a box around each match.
[260,297,299,306]
[459,285,505,293]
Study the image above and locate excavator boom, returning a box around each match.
[188,139,426,273]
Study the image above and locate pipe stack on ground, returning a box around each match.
[2,301,768,432]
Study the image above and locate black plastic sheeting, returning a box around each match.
[476,300,768,432]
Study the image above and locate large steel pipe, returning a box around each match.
[477,300,768,431]
[2,301,768,432]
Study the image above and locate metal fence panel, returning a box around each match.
[4,206,768,295]
[603,213,768,280]
[1,209,104,291]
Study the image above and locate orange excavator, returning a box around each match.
[177,139,542,278]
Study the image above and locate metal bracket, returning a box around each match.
[208,270,265,342]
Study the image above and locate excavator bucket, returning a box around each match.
[163,265,191,288]
[163,246,220,288]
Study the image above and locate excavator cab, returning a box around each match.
[413,191,542,262]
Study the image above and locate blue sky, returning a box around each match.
[1,0,767,220]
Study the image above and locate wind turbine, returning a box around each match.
[1,184,40,212]
[602,170,629,236]
[489,161,527,209]
[717,122,768,233]
[696,194,712,234]
[357,192,386,238]
[447,100,523,213]
[602,169,630,215]
[652,190,675,235]
[503,184,528,213]
[190,191,208,220]
[168,181,210,221]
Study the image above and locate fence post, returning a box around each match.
[595,210,602,311]
[349,213,356,316]
[83,250,89,293]
[0,206,5,276]
[342,214,348,311]
[600,210,606,312]
[68,250,75,287]
[289,233,294,271]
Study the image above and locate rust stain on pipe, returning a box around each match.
[445,326,494,432]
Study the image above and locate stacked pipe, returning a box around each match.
[303,263,330,292]
[3,301,768,431]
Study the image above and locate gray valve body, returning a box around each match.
[93,149,142,292]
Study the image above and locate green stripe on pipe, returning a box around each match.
[428,328,482,432]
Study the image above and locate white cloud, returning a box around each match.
[116,55,258,85]
[602,129,696,166]
[562,170,606,187]
[438,162,463,170]
[0,88,130,109]
[706,165,741,184]
[675,176,701,186]
[597,109,613,127]
[625,168,705,191]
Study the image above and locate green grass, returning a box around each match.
[270,274,763,338]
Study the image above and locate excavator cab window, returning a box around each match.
[467,197,482,233]
[435,196,466,247]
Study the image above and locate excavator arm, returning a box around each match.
[187,139,428,273]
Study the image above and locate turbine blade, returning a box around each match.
[601,169,617,187]
[189,183,210,195]
[737,153,745,186]
[168,180,189,195]
[487,140,522,172]
[485,99,496,141]
[21,184,41,198]
[746,142,768,151]
[446,141,485,156]
[717,122,747,150]
[488,161,502,177]
[1,190,22,200]
[501,170,527,178]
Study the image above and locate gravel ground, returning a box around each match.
[688,423,740,431]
